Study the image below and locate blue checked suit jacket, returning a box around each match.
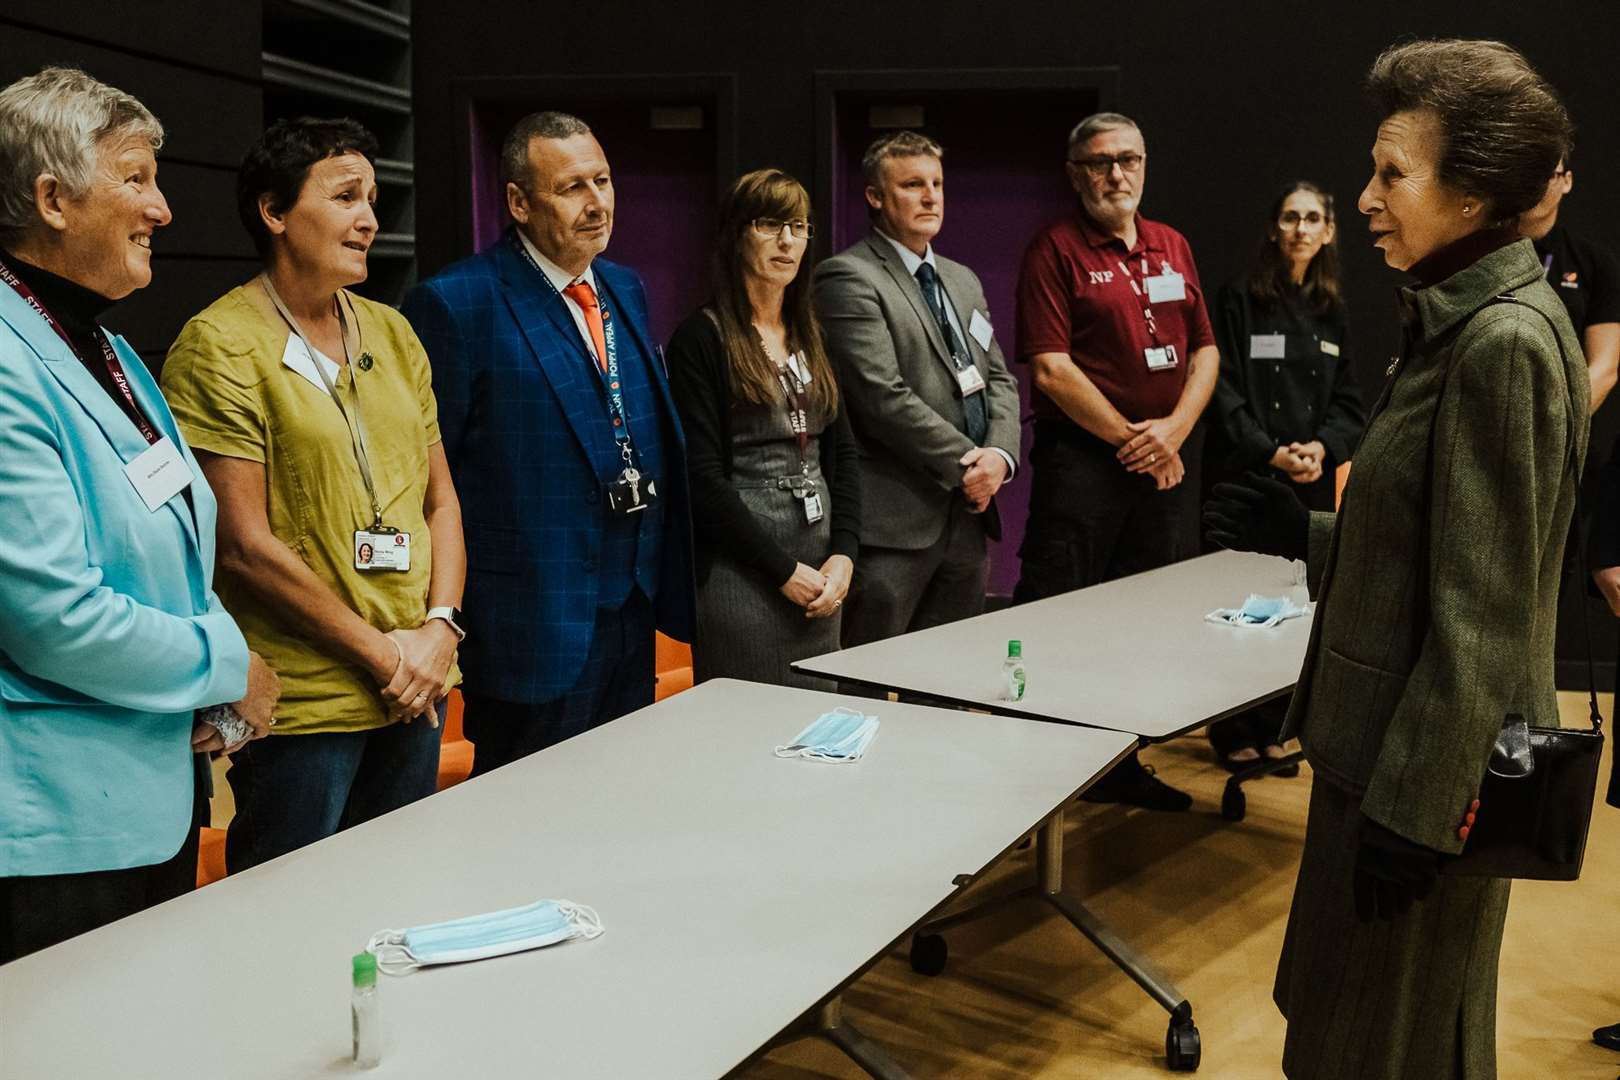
[402,230,694,704]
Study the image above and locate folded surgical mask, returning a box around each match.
[1205,593,1309,629]
[366,898,603,974]
[775,706,879,763]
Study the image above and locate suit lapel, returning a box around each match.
[110,333,204,561]
[867,235,956,373]
[496,238,611,470]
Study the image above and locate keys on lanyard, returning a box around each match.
[765,336,823,526]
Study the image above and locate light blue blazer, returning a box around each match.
[0,284,249,877]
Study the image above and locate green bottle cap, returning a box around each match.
[1007,639,1022,657]
[352,951,377,987]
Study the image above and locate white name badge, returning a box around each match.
[1145,344,1180,371]
[956,363,987,396]
[355,527,411,572]
[802,491,824,524]
[280,334,341,393]
[1250,333,1286,360]
[124,437,193,512]
[1145,271,1186,304]
[968,309,994,352]
[786,351,813,384]
[1320,339,1341,357]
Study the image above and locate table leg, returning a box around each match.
[818,998,914,1080]
[907,808,1203,1071]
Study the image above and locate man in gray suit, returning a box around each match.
[814,131,1021,647]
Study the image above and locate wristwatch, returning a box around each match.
[426,605,466,641]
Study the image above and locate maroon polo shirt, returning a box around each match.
[1016,209,1215,425]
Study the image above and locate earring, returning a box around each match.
[1462,204,1475,216]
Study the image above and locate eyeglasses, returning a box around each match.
[1278,210,1326,228]
[1068,152,1145,178]
[752,217,814,239]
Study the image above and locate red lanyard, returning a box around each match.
[0,255,159,445]
[774,362,811,462]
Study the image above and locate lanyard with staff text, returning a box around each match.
[760,330,823,523]
[260,275,385,528]
[511,233,654,511]
[0,253,160,445]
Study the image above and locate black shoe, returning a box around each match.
[1081,760,1193,812]
[1593,1022,1620,1051]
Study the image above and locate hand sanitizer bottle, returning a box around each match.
[352,951,380,1069]
[1002,639,1027,702]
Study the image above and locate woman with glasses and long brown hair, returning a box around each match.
[1204,180,1365,772]
[666,169,861,689]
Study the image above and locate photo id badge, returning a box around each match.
[1144,344,1179,371]
[123,437,193,512]
[956,363,987,396]
[1145,271,1186,304]
[355,526,410,572]
[802,490,824,524]
[607,467,658,515]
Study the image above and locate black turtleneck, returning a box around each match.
[0,247,155,436]
[1407,225,1521,288]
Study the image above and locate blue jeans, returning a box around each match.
[224,700,444,874]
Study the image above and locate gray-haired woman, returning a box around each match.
[0,67,278,963]
[1206,40,1582,1078]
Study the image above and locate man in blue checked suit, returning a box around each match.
[402,111,693,773]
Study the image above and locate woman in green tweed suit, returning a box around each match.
[1206,40,1584,1079]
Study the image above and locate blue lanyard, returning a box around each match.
[512,233,638,464]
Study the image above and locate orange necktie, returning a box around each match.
[562,280,608,372]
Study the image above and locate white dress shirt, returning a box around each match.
[875,228,1015,476]
[518,229,601,364]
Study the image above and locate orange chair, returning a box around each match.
[655,632,693,701]
[196,826,226,888]
[437,689,474,790]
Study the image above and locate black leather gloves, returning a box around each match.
[1352,817,1443,922]
[1203,475,1309,562]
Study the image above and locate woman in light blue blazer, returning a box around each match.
[0,68,279,964]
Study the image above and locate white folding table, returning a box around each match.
[0,679,1134,1080]
[793,550,1314,1070]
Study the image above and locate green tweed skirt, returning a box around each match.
[1275,777,1511,1080]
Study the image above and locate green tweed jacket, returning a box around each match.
[1281,239,1590,854]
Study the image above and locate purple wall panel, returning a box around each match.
[831,92,1095,595]
[468,102,717,345]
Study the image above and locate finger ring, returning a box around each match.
[415,691,429,703]
[1149,453,1157,464]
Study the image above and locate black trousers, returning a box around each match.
[462,591,657,776]
[0,756,207,965]
[1014,422,1201,601]
[843,498,988,648]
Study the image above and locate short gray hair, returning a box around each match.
[499,111,592,190]
[860,130,943,188]
[1066,112,1140,156]
[0,67,164,244]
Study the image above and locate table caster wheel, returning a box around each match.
[1221,783,1246,822]
[1165,1017,1201,1071]
[908,933,947,976]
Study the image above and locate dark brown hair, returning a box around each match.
[710,169,837,414]
[1366,38,1572,222]
[1247,181,1344,315]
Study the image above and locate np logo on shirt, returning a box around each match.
[1087,269,1116,285]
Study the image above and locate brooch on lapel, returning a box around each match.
[357,352,375,371]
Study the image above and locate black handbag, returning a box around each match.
[1444,294,1604,881]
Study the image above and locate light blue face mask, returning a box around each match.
[366,899,604,974]
[775,706,880,763]
[1205,593,1308,628]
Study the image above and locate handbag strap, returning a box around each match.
[1484,293,1602,733]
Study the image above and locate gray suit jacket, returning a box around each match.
[1281,239,1589,854]
[813,233,1021,550]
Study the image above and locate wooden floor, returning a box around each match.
[739,692,1620,1079]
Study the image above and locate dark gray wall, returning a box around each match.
[0,4,263,363]
[413,0,1620,684]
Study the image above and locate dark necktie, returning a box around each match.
[914,261,988,444]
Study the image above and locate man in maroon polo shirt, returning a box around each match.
[1014,111,1220,811]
